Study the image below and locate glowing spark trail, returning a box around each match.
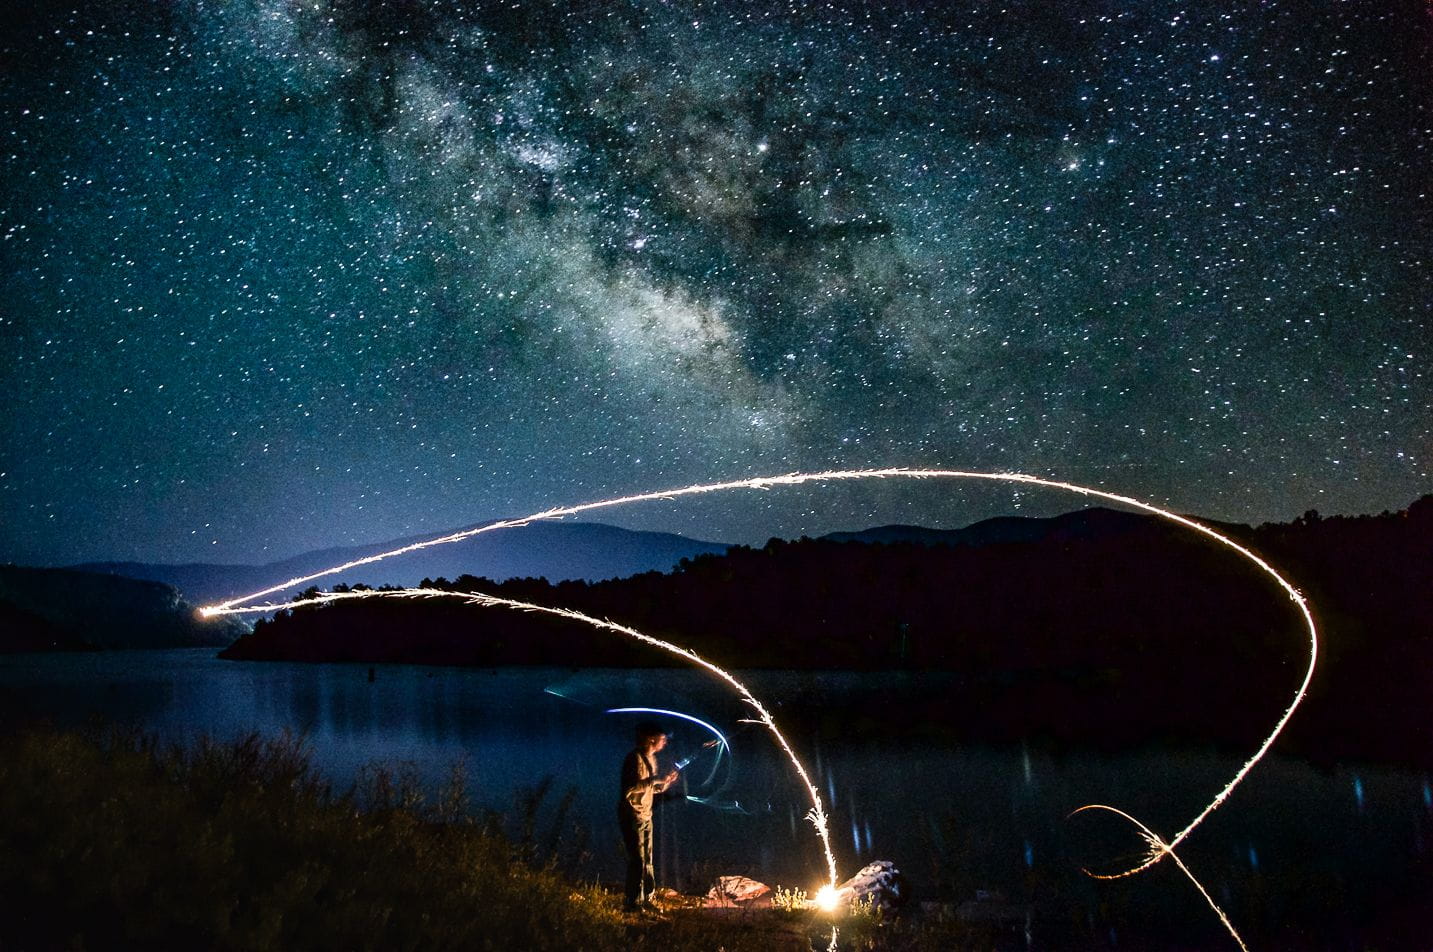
[605,707,730,787]
[605,707,729,754]
[220,585,843,889]
[1070,804,1249,952]
[203,468,1320,949]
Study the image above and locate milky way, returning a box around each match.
[2,0,1428,564]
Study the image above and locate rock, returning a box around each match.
[706,875,772,904]
[834,860,905,913]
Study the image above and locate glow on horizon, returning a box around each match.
[201,467,1320,949]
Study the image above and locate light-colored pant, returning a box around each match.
[618,808,654,907]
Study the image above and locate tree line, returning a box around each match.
[222,497,1432,763]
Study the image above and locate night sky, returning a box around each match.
[2,0,1429,567]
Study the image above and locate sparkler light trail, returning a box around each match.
[216,584,843,890]
[202,468,1320,948]
[605,707,730,788]
[1070,804,1250,952]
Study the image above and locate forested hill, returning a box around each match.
[0,565,246,651]
[221,497,1432,763]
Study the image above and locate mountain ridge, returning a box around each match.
[72,521,732,604]
[67,507,1264,605]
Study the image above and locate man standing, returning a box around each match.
[618,721,679,912]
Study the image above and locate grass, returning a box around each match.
[0,726,999,952]
[0,726,629,951]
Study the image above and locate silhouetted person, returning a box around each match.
[618,721,678,912]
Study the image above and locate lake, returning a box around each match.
[1,649,1427,947]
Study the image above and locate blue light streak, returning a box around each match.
[606,706,731,788]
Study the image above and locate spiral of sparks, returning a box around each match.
[202,468,1319,949]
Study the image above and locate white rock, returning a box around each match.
[835,860,905,913]
[706,875,772,903]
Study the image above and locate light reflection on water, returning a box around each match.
[1,649,1428,942]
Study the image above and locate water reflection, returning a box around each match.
[1,649,1428,944]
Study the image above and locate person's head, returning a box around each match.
[635,721,668,753]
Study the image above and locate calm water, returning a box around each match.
[2,649,1428,947]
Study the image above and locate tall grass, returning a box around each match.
[0,726,1010,951]
[0,726,628,951]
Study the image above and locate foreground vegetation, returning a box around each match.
[0,727,620,950]
[0,727,992,952]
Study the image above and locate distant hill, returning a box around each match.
[68,508,1235,606]
[0,565,246,651]
[73,521,731,605]
[821,506,1160,546]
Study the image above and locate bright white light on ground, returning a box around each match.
[814,884,841,913]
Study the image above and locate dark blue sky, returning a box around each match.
[2,0,1428,565]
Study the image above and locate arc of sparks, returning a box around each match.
[1070,804,1250,952]
[202,468,1320,948]
[218,585,841,890]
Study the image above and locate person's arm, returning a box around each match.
[621,751,663,801]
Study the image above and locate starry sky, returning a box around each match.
[2,0,1429,566]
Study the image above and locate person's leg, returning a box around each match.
[638,816,655,905]
[619,810,642,910]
